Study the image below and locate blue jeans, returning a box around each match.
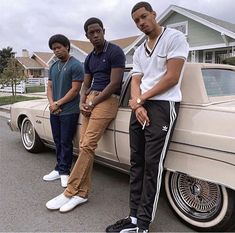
[50,113,79,175]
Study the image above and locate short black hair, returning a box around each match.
[131,1,153,14]
[84,17,103,33]
[48,34,70,52]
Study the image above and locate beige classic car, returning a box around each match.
[8,63,235,232]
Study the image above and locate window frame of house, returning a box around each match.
[204,51,214,63]
[166,21,188,36]
[203,48,233,64]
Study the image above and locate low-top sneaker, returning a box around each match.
[46,193,71,210]
[60,175,69,188]
[60,195,88,213]
[43,170,60,181]
[106,217,137,232]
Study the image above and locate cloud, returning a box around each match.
[0,0,234,56]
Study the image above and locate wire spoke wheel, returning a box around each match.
[165,171,235,231]
[20,117,44,153]
[21,119,35,149]
[170,173,221,220]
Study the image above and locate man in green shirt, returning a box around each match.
[43,34,84,188]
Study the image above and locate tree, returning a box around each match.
[0,47,15,88]
[1,58,26,96]
[0,47,14,73]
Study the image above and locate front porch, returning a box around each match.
[188,46,235,64]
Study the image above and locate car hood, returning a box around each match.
[11,99,48,110]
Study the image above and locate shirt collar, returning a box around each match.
[93,40,109,55]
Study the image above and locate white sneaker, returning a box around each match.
[60,175,69,188]
[43,170,60,181]
[46,193,71,210]
[59,196,88,213]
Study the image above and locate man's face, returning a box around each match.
[51,43,69,59]
[86,23,105,47]
[132,7,156,35]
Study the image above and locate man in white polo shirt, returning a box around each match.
[106,2,189,232]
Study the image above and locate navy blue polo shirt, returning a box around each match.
[84,41,125,95]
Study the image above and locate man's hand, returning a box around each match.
[49,102,60,113]
[53,108,62,115]
[129,96,144,111]
[135,106,150,128]
[80,103,94,117]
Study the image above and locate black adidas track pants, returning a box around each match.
[129,100,180,229]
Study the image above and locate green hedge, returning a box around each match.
[26,85,45,93]
[222,57,235,66]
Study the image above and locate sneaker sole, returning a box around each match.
[59,199,88,213]
[120,227,138,233]
[43,176,60,181]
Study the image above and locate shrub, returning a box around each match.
[222,57,235,66]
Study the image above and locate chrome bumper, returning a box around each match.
[7,119,14,131]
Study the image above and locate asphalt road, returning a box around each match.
[0,115,195,232]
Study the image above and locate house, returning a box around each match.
[69,35,140,66]
[16,49,53,78]
[16,4,235,79]
[16,36,140,78]
[126,5,235,64]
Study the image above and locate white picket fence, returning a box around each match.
[0,81,25,94]
[0,77,48,94]
[26,77,46,86]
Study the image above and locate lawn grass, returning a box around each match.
[26,85,45,93]
[0,95,42,106]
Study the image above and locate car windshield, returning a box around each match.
[202,68,235,97]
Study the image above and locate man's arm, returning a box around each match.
[80,74,93,104]
[56,81,83,107]
[130,75,150,126]
[130,74,142,99]
[47,80,54,105]
[47,80,59,113]
[91,67,124,106]
[140,58,185,102]
[129,58,185,126]
[80,74,93,117]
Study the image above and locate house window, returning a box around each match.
[204,51,213,63]
[215,50,228,64]
[167,21,188,35]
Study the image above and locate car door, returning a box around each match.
[95,69,133,164]
[114,71,132,166]
[42,103,54,142]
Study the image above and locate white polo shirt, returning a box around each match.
[132,27,189,102]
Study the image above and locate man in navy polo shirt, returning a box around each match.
[46,18,125,212]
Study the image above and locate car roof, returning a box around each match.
[181,63,235,106]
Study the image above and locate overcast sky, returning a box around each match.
[0,0,234,56]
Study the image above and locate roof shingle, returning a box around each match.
[70,35,140,54]
[16,57,44,69]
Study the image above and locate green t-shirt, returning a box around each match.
[49,56,84,115]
